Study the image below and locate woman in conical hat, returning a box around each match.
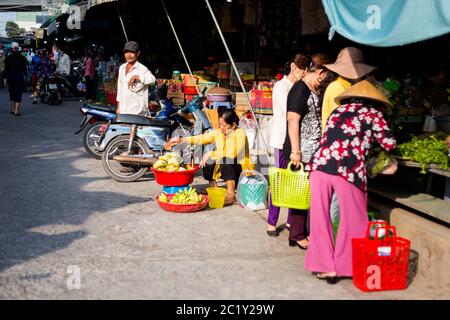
[304,80,396,284]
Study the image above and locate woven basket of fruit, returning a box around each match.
[151,152,198,186]
[156,187,209,213]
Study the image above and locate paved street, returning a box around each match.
[0,88,443,300]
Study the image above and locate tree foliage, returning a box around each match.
[6,21,20,38]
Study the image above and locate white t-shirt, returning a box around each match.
[269,76,293,150]
[56,53,71,75]
[116,61,156,115]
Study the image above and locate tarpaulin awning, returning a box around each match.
[322,0,450,47]
[89,0,118,7]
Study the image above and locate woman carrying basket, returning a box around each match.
[304,80,396,284]
[283,54,331,250]
[267,53,309,237]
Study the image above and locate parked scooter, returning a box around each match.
[54,73,85,100]
[98,87,211,182]
[75,103,117,159]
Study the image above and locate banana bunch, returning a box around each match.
[169,187,204,204]
[153,152,194,172]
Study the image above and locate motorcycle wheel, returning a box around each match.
[40,92,49,104]
[101,135,151,182]
[83,121,107,159]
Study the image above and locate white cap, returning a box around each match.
[11,42,19,49]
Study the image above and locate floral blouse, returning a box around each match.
[310,103,396,192]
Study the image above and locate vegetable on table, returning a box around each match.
[395,132,449,173]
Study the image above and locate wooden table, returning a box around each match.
[396,160,450,201]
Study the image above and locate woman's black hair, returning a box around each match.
[220,109,240,127]
[283,53,311,75]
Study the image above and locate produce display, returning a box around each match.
[152,152,194,172]
[159,187,204,204]
[395,132,449,173]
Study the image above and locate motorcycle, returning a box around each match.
[97,87,211,182]
[37,75,62,105]
[54,72,85,101]
[75,103,116,159]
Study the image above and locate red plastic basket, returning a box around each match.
[155,194,209,213]
[352,222,411,292]
[151,166,199,186]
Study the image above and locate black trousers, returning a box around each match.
[202,157,242,184]
[85,75,96,100]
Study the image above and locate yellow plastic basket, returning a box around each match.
[268,162,311,210]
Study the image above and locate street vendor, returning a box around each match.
[116,41,156,115]
[168,109,254,205]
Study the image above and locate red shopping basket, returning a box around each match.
[352,221,410,292]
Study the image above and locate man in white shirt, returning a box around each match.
[55,48,71,76]
[116,41,156,115]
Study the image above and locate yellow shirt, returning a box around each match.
[321,77,351,132]
[184,128,254,179]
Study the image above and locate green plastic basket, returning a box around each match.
[269,162,311,210]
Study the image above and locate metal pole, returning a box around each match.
[204,0,271,161]
[116,2,128,42]
[160,0,200,96]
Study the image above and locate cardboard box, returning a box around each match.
[167,91,185,106]
[234,92,252,113]
[204,108,219,129]
[251,89,273,114]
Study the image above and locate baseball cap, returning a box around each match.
[11,42,19,49]
[123,41,139,52]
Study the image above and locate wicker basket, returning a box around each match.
[155,194,209,213]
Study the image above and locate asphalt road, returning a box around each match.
[0,88,441,299]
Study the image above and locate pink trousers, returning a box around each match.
[304,171,368,277]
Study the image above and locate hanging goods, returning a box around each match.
[268,162,311,210]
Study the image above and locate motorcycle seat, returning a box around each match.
[84,103,116,113]
[114,114,172,127]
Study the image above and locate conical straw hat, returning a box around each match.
[335,80,392,108]
[324,47,376,80]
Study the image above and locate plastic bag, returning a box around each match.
[77,81,87,92]
[237,170,268,210]
[239,114,256,150]
[367,151,398,178]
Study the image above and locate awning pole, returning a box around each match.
[116,2,128,42]
[160,0,200,95]
[204,0,271,163]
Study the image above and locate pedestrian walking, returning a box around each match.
[84,50,96,101]
[5,42,28,116]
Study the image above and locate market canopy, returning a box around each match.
[322,0,450,47]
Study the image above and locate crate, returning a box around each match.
[184,86,198,95]
[182,75,198,87]
[234,92,252,113]
[251,89,273,114]
[198,81,218,93]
